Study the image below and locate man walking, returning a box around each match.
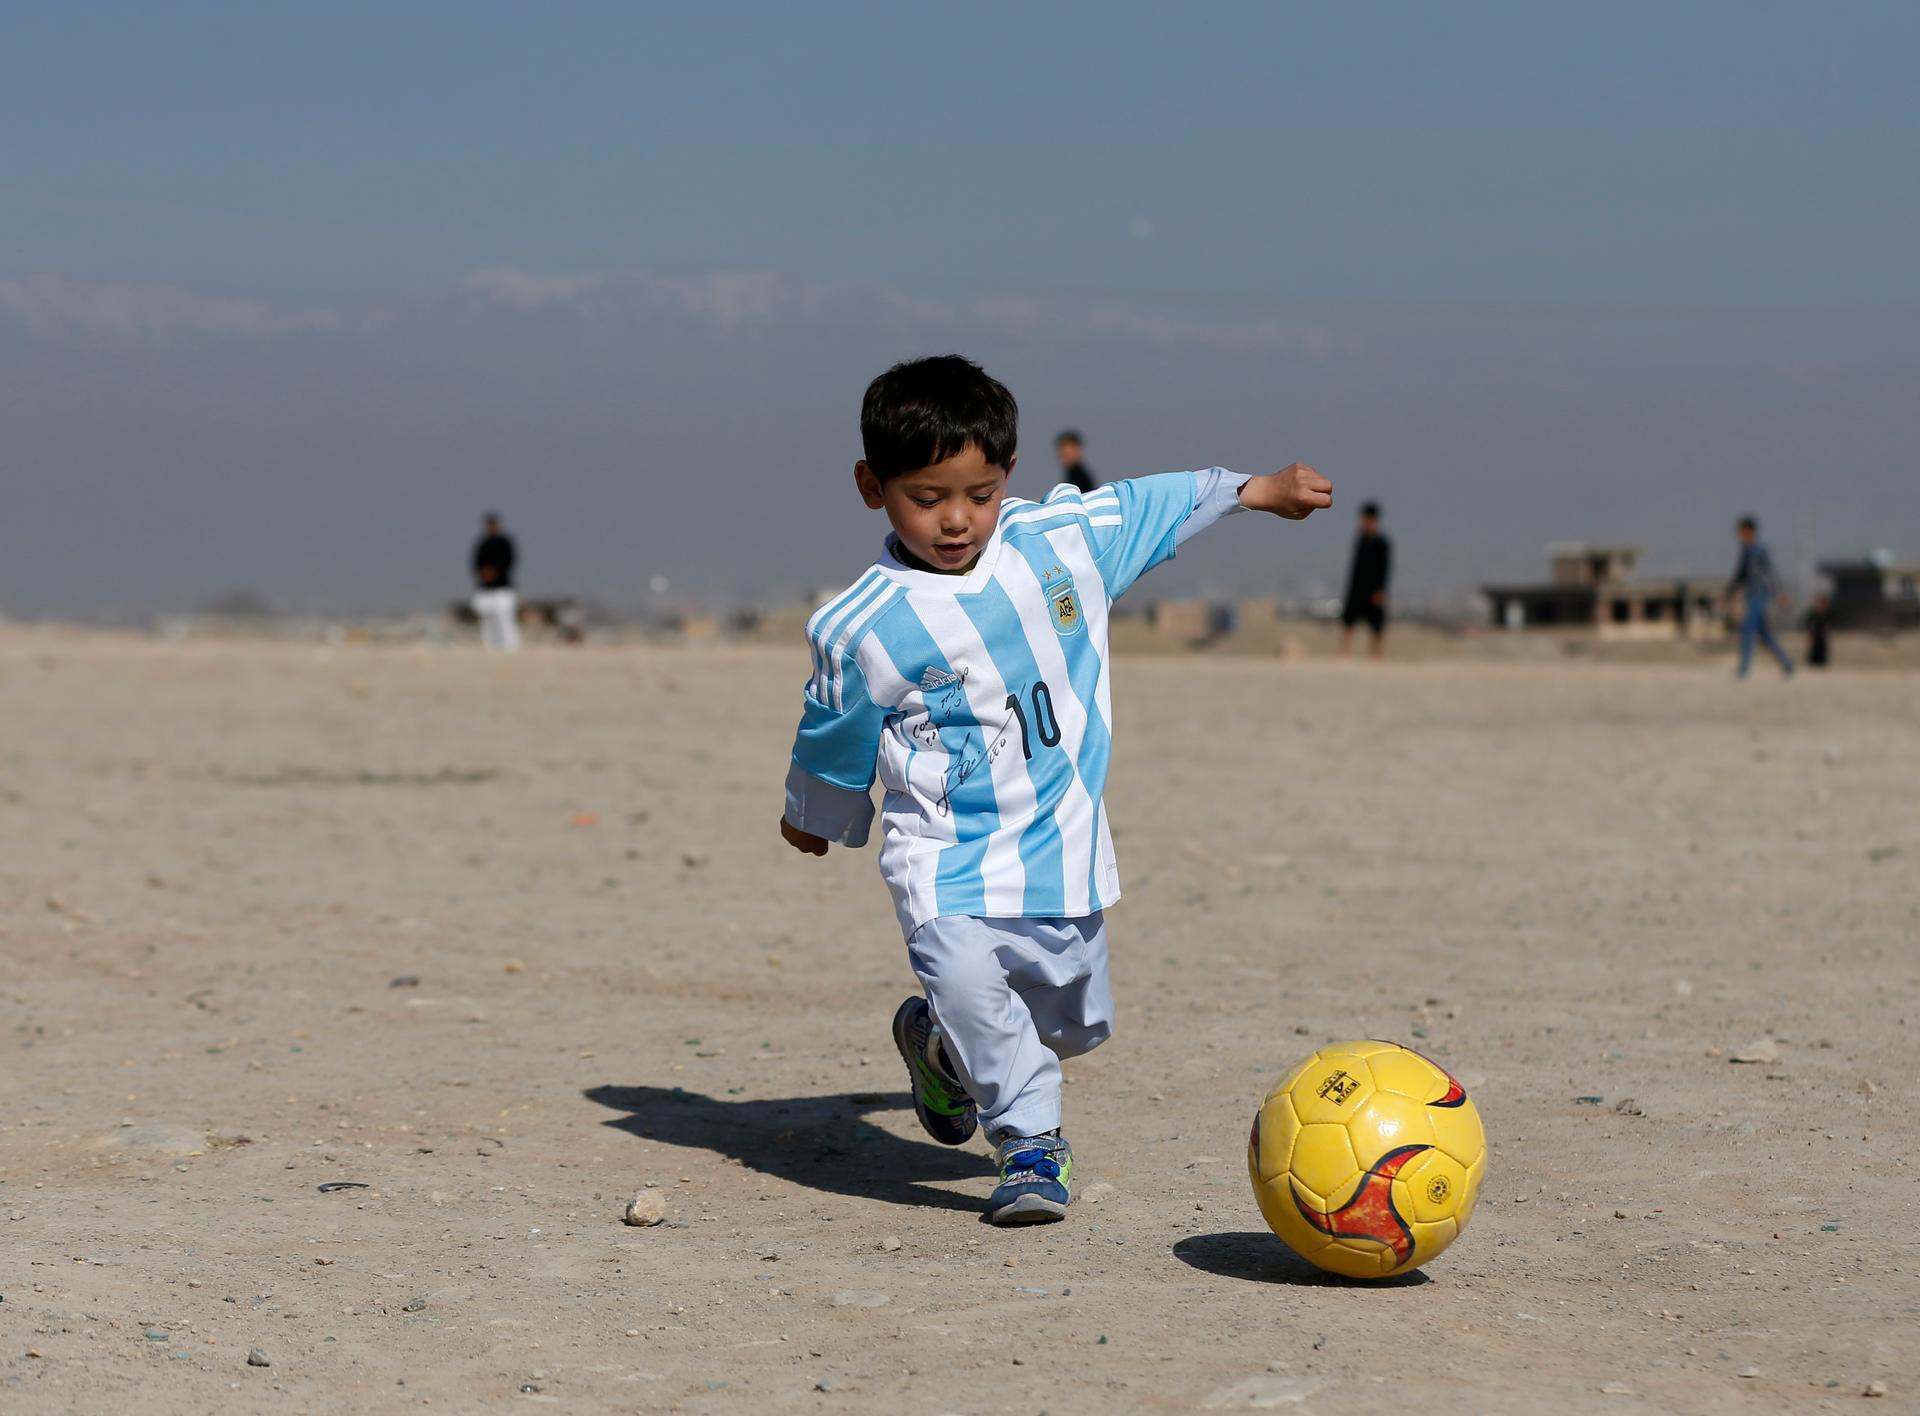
[1340,501,1392,658]
[1726,515,1792,678]
[471,511,521,653]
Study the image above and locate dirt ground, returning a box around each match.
[2,628,1915,1414]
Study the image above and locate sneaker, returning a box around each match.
[987,1132,1073,1225]
[891,996,977,1146]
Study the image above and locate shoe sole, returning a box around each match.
[988,1192,1069,1225]
[891,998,976,1147]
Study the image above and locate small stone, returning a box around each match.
[246,1348,270,1367]
[388,975,420,989]
[829,1290,890,1308]
[1613,1210,1628,1219]
[503,959,524,974]
[1730,1039,1779,1065]
[1614,1097,1644,1116]
[622,1192,667,1227]
[1858,1078,1878,1097]
[625,1329,639,1337]
[1599,1382,1631,1395]
[403,1297,426,1312]
[878,1236,902,1253]
[1865,1381,1888,1397]
[1737,1365,1761,1378]
[145,1329,169,1341]
[814,1378,836,1393]
[1003,1256,1017,1268]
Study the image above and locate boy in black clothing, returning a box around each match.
[1340,501,1391,658]
[1804,592,1832,669]
[1054,430,1097,494]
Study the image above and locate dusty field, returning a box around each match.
[2,628,1916,1415]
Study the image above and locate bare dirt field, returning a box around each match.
[2,628,1916,1414]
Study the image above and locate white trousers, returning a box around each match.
[471,589,521,653]
[906,913,1113,1143]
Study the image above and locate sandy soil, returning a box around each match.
[2,628,1916,1415]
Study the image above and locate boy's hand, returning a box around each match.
[1239,463,1332,520]
[780,817,829,856]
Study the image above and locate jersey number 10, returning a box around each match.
[1004,682,1063,761]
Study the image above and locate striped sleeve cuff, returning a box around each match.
[784,760,875,847]
[1175,467,1251,546]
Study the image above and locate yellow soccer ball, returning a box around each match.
[1247,1040,1486,1279]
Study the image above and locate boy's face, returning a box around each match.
[1054,438,1081,469]
[1738,525,1756,544]
[856,443,1012,574]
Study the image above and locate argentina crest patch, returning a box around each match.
[1042,564,1084,637]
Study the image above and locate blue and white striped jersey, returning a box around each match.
[785,470,1247,936]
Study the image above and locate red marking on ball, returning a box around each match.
[1293,1144,1428,1266]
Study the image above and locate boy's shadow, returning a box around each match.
[583,1084,995,1213]
[1173,1231,1432,1288]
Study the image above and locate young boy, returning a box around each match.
[779,356,1331,1224]
[1339,500,1391,658]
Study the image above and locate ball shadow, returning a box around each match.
[1173,1231,1433,1288]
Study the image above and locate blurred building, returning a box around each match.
[1481,543,1725,640]
[1818,552,1920,630]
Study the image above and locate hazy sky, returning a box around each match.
[4,2,1917,618]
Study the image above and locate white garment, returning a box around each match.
[907,912,1113,1141]
[471,588,522,653]
[786,470,1249,936]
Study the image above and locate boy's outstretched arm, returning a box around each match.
[1081,463,1332,602]
[1236,463,1333,520]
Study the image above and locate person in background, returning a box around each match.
[1725,515,1793,679]
[1340,501,1392,658]
[471,511,521,653]
[1803,591,1832,669]
[1054,430,1097,494]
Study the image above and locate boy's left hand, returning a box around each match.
[780,817,830,856]
[1240,463,1332,520]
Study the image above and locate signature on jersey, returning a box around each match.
[936,729,1013,818]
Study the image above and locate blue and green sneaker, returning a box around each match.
[988,1132,1073,1225]
[891,996,977,1146]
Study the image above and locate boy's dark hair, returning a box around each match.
[860,356,1018,482]
[1360,500,1381,519]
[1055,428,1083,448]
[1738,515,1758,532]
